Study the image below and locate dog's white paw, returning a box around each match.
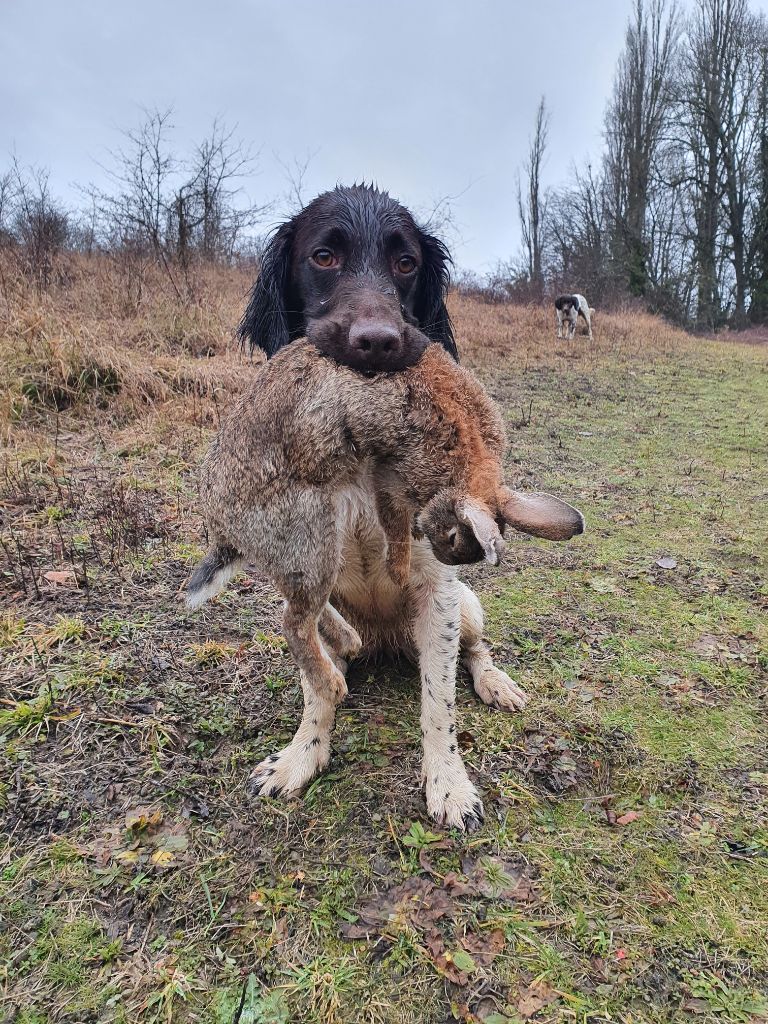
[249,735,330,798]
[473,667,528,712]
[424,766,484,832]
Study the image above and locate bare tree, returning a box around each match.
[168,120,269,267]
[0,170,14,244]
[714,1,764,323]
[515,97,549,296]
[604,0,680,297]
[547,163,611,302]
[750,34,768,321]
[91,108,181,292]
[275,150,318,215]
[89,109,270,294]
[674,0,755,328]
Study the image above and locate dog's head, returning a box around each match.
[239,184,456,372]
[555,294,579,314]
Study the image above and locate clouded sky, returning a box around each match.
[4,0,768,272]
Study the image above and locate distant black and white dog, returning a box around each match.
[555,294,594,340]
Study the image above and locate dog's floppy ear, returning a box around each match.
[238,223,301,358]
[415,230,458,361]
[456,497,506,565]
[499,487,584,541]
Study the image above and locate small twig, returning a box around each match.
[232,977,248,1024]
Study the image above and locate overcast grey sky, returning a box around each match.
[3,0,768,273]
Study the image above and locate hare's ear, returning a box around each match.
[499,487,584,541]
[455,497,506,565]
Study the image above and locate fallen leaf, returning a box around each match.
[114,849,140,864]
[43,569,78,587]
[517,980,558,1019]
[442,870,474,897]
[339,876,455,940]
[457,730,476,751]
[125,806,163,830]
[459,855,537,902]
[462,927,505,967]
[153,832,189,853]
[151,849,175,867]
[682,998,711,1014]
[523,730,580,793]
[588,576,620,594]
[424,931,471,986]
[616,810,641,826]
[448,948,477,974]
[655,556,677,569]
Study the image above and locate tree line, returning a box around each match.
[512,0,768,330]
[0,110,273,296]
[4,1,767,331]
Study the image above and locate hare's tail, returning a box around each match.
[184,544,243,610]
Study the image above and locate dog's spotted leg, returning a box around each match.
[458,583,528,712]
[249,671,339,798]
[413,569,484,831]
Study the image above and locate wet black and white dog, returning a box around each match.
[555,294,594,340]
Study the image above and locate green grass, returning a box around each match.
[1,328,767,1023]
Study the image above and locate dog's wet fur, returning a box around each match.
[238,184,456,373]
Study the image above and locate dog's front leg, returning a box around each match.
[413,571,484,831]
[249,669,340,798]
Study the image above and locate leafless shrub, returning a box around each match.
[5,159,71,289]
[86,109,271,298]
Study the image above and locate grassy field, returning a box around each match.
[1,258,767,1023]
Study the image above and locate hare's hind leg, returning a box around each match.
[250,501,348,799]
[459,583,528,712]
[319,603,362,672]
[250,590,346,799]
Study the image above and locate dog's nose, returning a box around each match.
[348,320,402,359]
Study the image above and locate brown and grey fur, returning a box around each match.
[185,340,583,830]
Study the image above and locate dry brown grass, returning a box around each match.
[0,252,725,445]
[0,254,259,440]
[450,292,700,371]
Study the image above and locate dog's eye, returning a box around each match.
[395,255,417,274]
[312,248,337,269]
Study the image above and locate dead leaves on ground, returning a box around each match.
[515,979,559,1019]
[340,849,537,994]
[691,632,760,666]
[42,568,80,588]
[83,805,190,870]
